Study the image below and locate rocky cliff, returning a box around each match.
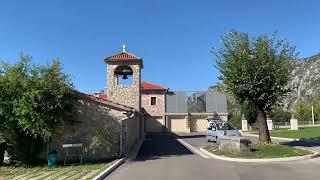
[283,53,320,110]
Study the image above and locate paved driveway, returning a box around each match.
[106,134,320,180]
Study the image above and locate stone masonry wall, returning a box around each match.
[49,96,127,162]
[107,62,141,110]
[141,92,165,117]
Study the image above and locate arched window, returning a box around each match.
[114,65,133,85]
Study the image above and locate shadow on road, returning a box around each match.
[132,133,193,162]
[281,139,320,148]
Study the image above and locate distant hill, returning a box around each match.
[209,53,320,111]
[283,53,320,110]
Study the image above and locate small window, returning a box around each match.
[151,97,157,105]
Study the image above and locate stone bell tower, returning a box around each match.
[105,46,143,110]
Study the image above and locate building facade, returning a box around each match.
[95,48,229,134]
[105,50,143,110]
[141,82,168,132]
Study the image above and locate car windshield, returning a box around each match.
[215,122,236,130]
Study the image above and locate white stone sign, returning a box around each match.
[242,119,249,131]
[290,118,299,130]
[267,119,273,130]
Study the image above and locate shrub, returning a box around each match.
[0,55,74,165]
[269,107,292,122]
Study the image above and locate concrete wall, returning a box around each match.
[146,116,164,133]
[122,113,144,155]
[141,92,165,117]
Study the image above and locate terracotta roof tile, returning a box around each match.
[105,52,141,61]
[141,82,167,91]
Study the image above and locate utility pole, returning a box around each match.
[312,106,315,126]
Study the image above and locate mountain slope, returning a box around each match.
[283,53,320,109]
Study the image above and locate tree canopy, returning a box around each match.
[0,55,74,142]
[294,100,311,122]
[215,30,296,142]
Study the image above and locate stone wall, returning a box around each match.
[141,92,165,116]
[48,95,144,163]
[107,62,141,110]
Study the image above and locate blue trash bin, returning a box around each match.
[48,150,58,167]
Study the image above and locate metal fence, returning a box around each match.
[273,121,320,129]
[166,91,227,113]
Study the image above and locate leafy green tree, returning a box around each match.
[228,111,242,129]
[241,101,257,125]
[0,55,74,164]
[312,94,320,121]
[215,30,296,142]
[294,100,311,122]
[269,107,291,122]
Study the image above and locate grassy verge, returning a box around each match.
[0,160,115,180]
[252,126,320,139]
[204,143,312,159]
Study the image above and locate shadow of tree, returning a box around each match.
[281,139,320,148]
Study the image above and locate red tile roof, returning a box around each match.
[105,52,141,61]
[88,82,167,101]
[141,82,167,91]
[99,93,108,100]
[88,92,108,100]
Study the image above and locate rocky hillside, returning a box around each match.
[283,53,320,110]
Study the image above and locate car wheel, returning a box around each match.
[207,139,211,142]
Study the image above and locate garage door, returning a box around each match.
[170,116,187,133]
[146,116,164,132]
[196,118,208,132]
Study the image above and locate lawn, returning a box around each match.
[253,126,320,139]
[204,143,312,159]
[0,160,115,180]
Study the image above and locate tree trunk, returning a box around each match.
[0,142,5,166]
[256,106,271,143]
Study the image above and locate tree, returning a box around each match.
[215,30,296,142]
[241,101,257,125]
[294,100,311,122]
[312,94,320,121]
[269,107,291,122]
[228,111,241,129]
[0,55,74,164]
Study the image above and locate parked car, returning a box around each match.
[206,120,241,143]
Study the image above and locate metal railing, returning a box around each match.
[273,121,320,129]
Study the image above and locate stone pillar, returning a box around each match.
[290,118,299,130]
[267,118,273,130]
[241,114,249,131]
[185,115,191,133]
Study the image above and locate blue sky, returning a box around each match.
[1,0,319,93]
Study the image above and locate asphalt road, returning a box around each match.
[106,134,320,180]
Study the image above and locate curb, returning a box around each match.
[176,138,211,159]
[94,137,145,179]
[200,147,319,163]
[93,158,126,180]
[241,132,299,141]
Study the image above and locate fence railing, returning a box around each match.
[273,121,320,129]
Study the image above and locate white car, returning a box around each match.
[206,120,241,143]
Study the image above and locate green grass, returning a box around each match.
[204,143,312,159]
[0,160,115,180]
[253,126,320,139]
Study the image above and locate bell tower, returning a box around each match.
[105,46,143,110]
